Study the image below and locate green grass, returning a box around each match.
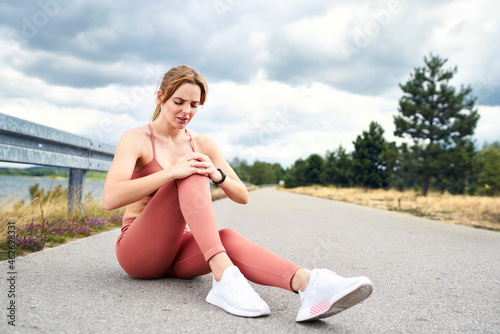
[0,183,124,261]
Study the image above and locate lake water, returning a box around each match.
[0,175,105,202]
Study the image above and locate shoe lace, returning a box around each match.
[223,272,254,297]
[312,269,337,287]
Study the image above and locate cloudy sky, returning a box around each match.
[1,0,499,168]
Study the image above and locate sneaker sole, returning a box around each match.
[206,292,270,318]
[296,278,373,322]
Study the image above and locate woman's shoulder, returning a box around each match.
[118,124,151,147]
[187,129,219,152]
[122,124,151,138]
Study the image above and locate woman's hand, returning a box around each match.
[170,154,204,180]
[185,152,222,182]
[186,133,248,204]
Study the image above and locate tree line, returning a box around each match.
[230,54,500,197]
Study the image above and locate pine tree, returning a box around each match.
[322,150,337,186]
[322,145,353,188]
[382,141,406,190]
[394,54,479,195]
[284,159,308,188]
[334,146,354,187]
[352,121,388,188]
[305,154,324,185]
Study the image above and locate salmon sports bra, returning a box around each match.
[131,123,196,180]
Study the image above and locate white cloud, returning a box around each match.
[283,5,354,61]
[475,105,500,147]
[197,79,399,167]
[422,0,500,93]
[0,0,499,171]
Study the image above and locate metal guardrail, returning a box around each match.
[0,113,116,212]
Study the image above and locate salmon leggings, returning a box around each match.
[115,174,301,292]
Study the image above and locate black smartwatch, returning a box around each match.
[213,168,226,185]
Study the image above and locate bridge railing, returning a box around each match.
[0,113,116,212]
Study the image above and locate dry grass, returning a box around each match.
[0,195,125,240]
[282,186,500,232]
[1,184,248,238]
[211,186,228,201]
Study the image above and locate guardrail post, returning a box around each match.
[1,113,115,213]
[68,168,87,213]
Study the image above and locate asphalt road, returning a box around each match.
[2,188,500,333]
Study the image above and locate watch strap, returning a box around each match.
[213,168,226,185]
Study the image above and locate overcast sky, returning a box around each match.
[1,0,499,168]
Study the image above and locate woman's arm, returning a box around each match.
[103,129,169,210]
[103,129,200,210]
[190,135,249,204]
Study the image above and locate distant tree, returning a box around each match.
[230,157,250,182]
[477,143,500,196]
[305,154,324,185]
[322,145,353,187]
[352,121,389,188]
[382,141,406,190]
[394,54,480,195]
[322,151,335,186]
[249,161,276,185]
[489,142,500,150]
[284,158,308,188]
[271,163,286,183]
[335,146,354,187]
[433,140,479,194]
[391,143,421,191]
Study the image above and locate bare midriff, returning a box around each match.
[123,196,153,223]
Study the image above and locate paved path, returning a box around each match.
[2,188,500,333]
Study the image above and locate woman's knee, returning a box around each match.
[219,228,243,244]
[178,175,212,213]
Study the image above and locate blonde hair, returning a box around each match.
[151,65,208,121]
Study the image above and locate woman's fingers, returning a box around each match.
[184,152,219,181]
[189,160,213,169]
[186,152,210,162]
[186,153,215,169]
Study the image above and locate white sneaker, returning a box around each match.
[206,266,270,317]
[296,269,373,322]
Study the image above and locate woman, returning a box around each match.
[103,65,373,322]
